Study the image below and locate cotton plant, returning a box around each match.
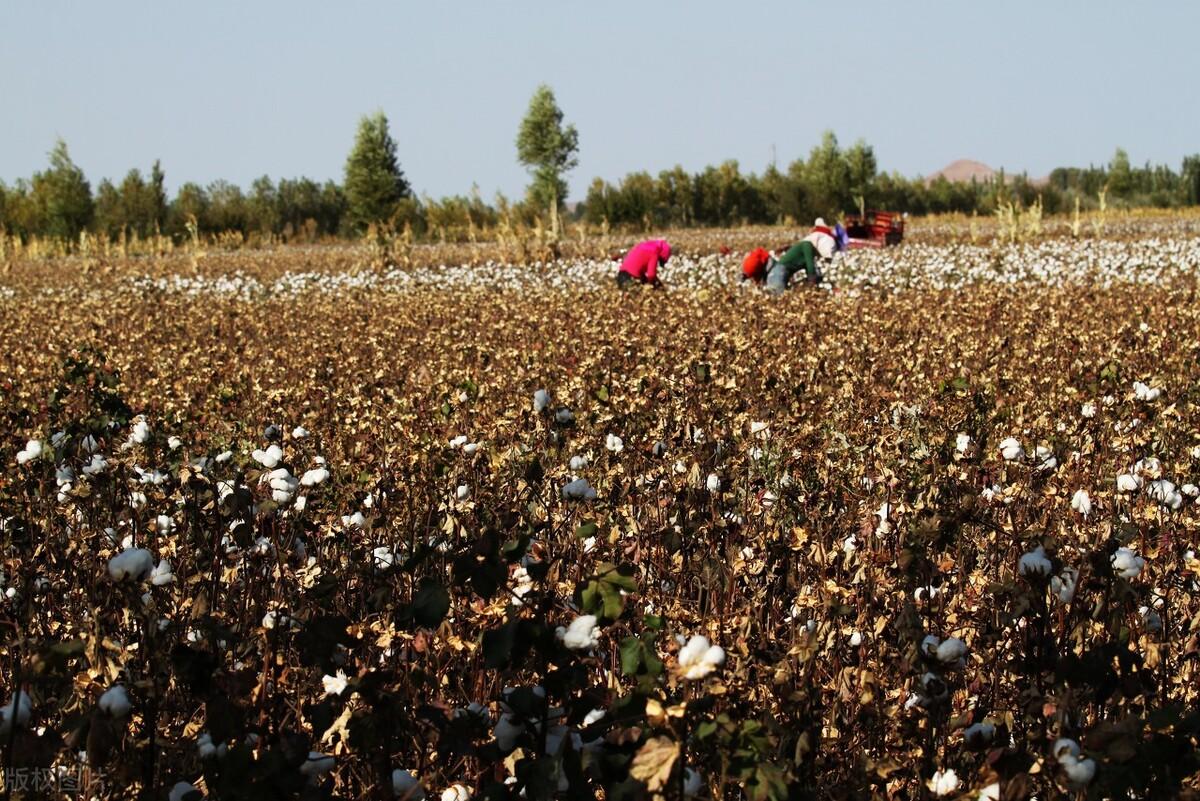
[556,614,600,651]
[675,634,725,680]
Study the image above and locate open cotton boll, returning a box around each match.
[605,433,624,453]
[557,614,600,651]
[440,784,472,801]
[448,435,467,449]
[554,407,574,424]
[926,768,959,797]
[1081,402,1097,418]
[1053,737,1080,761]
[1060,754,1097,788]
[300,466,330,487]
[251,445,284,468]
[130,419,151,445]
[292,426,309,439]
[533,389,551,413]
[108,548,154,582]
[156,515,176,535]
[98,684,133,717]
[0,690,32,735]
[16,439,43,465]
[493,714,524,752]
[1051,567,1079,603]
[150,559,175,586]
[1034,445,1058,471]
[955,433,972,454]
[677,635,725,680]
[998,437,1024,461]
[1111,547,1145,579]
[1019,545,1053,577]
[706,473,721,492]
[168,782,203,801]
[1133,381,1162,402]
[1116,473,1142,492]
[392,769,426,800]
[1146,479,1183,510]
[299,752,335,780]
[322,670,349,697]
[1070,489,1092,517]
[168,436,183,450]
[569,455,588,471]
[683,768,703,797]
[562,478,597,501]
[962,722,996,748]
[455,485,470,501]
[935,637,967,665]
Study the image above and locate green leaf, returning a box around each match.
[619,636,643,676]
[576,521,598,539]
[595,385,610,403]
[599,582,624,620]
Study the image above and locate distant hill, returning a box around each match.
[925,159,1051,188]
[925,159,998,185]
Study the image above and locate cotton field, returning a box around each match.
[1,217,1199,800]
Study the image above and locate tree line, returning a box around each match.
[3,86,1199,244]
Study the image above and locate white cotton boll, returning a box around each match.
[197,731,225,759]
[108,548,154,582]
[16,439,43,465]
[342,511,366,529]
[1081,402,1097,418]
[926,768,959,796]
[455,485,470,501]
[1071,489,1092,517]
[653,441,667,457]
[605,433,624,453]
[677,635,725,680]
[1019,545,1052,577]
[979,782,1000,801]
[562,478,597,501]
[998,437,1024,461]
[322,670,349,697]
[82,454,108,476]
[1061,754,1097,788]
[1034,445,1058,471]
[373,546,398,571]
[80,434,99,453]
[1053,737,1081,761]
[150,559,175,586]
[168,436,183,451]
[493,714,524,751]
[98,685,132,717]
[448,435,467,448]
[935,637,967,665]
[262,611,280,630]
[156,515,176,535]
[462,442,479,455]
[1051,567,1079,604]
[1146,480,1183,510]
[300,467,329,487]
[849,631,863,647]
[1116,474,1142,492]
[1112,546,1145,579]
[705,473,721,492]
[0,690,32,735]
[1139,605,1163,633]
[215,450,233,463]
[1134,381,1162,402]
[1182,483,1199,497]
[842,534,858,554]
[955,433,971,454]
[557,614,600,651]
[533,389,551,413]
[392,769,426,800]
[292,426,309,439]
[168,782,202,801]
[299,752,335,779]
[569,455,588,471]
[683,768,703,797]
[440,784,472,801]
[131,420,151,445]
[583,708,606,726]
[293,495,307,512]
[251,445,284,468]
[554,407,574,424]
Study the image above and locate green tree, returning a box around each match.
[515,84,579,235]
[804,131,851,220]
[343,111,411,231]
[31,139,93,240]
[1108,147,1133,198]
[844,139,878,216]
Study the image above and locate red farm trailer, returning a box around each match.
[842,210,905,248]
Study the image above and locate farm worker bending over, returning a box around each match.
[741,247,772,284]
[617,239,671,289]
[764,218,841,292]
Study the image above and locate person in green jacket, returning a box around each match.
[763,219,842,293]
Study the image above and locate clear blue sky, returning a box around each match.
[3,1,1196,202]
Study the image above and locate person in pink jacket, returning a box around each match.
[616,239,671,289]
